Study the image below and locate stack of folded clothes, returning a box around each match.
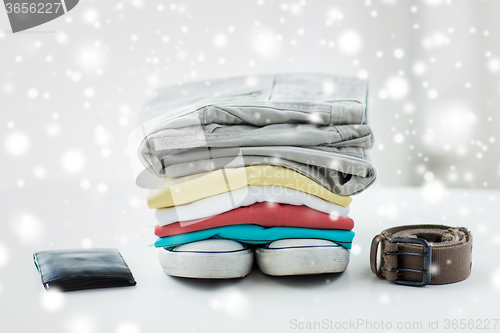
[134,73,376,278]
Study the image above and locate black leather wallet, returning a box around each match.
[33,248,137,291]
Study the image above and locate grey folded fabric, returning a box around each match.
[158,147,375,196]
[145,123,373,152]
[135,73,376,196]
[138,73,368,127]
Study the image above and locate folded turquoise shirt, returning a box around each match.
[154,224,355,249]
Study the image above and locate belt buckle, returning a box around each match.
[386,237,433,287]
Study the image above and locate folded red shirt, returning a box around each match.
[154,202,354,237]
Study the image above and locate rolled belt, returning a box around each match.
[370,224,472,286]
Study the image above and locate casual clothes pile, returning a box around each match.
[135,73,376,278]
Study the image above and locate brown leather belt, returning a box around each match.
[370,224,472,286]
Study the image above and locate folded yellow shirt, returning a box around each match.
[147,165,352,208]
[147,165,352,209]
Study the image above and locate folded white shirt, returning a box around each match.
[154,185,350,226]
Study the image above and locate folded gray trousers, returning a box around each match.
[136,73,376,196]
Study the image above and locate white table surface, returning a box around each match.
[1,181,499,333]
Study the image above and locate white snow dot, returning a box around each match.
[55,32,69,45]
[394,133,405,144]
[378,89,389,100]
[97,183,108,193]
[427,89,439,99]
[12,213,44,243]
[40,289,65,311]
[4,83,14,94]
[33,165,47,179]
[326,7,344,22]
[351,244,361,255]
[80,179,91,190]
[250,28,282,58]
[380,294,390,304]
[422,181,446,203]
[118,104,132,115]
[385,76,409,100]
[100,148,111,158]
[61,149,86,174]
[132,0,144,8]
[322,81,335,94]
[492,269,500,292]
[393,48,405,59]
[338,31,362,54]
[412,61,427,76]
[65,315,95,333]
[289,3,303,16]
[82,238,92,248]
[424,0,444,5]
[27,88,39,99]
[46,123,61,137]
[422,32,449,49]
[94,126,111,145]
[213,34,227,48]
[70,71,82,82]
[84,88,95,98]
[78,47,104,70]
[209,289,249,316]
[116,322,141,333]
[83,8,99,24]
[424,171,434,181]
[357,69,369,79]
[488,58,500,73]
[0,244,9,267]
[5,131,30,156]
[403,102,415,114]
[128,196,142,209]
[119,116,129,126]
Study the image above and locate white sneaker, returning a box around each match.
[159,239,254,279]
[255,239,350,276]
